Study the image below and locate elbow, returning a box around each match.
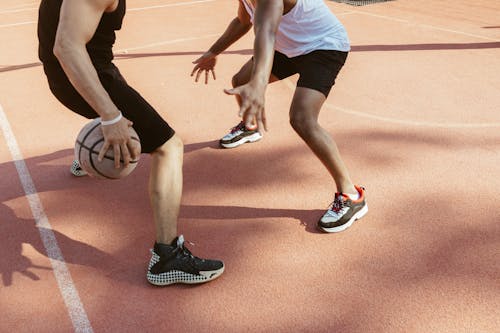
[53,35,75,63]
[53,39,66,61]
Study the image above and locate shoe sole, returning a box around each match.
[319,204,368,233]
[147,267,225,286]
[220,132,262,149]
[70,169,88,177]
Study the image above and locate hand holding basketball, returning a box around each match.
[99,114,138,168]
[75,118,141,180]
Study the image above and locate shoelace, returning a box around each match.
[330,193,346,213]
[174,235,198,262]
[230,122,245,133]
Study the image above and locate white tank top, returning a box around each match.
[241,0,350,58]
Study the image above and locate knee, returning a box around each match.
[154,134,183,157]
[289,112,315,137]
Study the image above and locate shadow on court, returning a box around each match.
[0,202,112,287]
[3,40,500,73]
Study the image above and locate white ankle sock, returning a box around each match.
[345,191,360,200]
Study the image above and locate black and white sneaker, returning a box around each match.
[219,121,263,149]
[70,159,87,177]
[147,235,224,286]
[318,185,368,233]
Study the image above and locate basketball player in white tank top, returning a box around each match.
[192,0,368,232]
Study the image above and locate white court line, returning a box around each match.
[0,7,37,14]
[0,103,93,333]
[0,20,35,29]
[283,79,500,129]
[115,33,220,53]
[127,0,216,12]
[0,0,217,15]
[351,10,500,42]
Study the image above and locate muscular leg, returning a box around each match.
[148,134,183,244]
[289,87,356,195]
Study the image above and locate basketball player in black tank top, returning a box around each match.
[38,0,224,286]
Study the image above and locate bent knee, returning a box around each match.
[289,112,311,129]
[153,134,183,156]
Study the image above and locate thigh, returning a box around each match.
[289,86,326,122]
[99,67,175,154]
[294,50,348,98]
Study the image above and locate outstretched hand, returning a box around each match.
[191,51,217,84]
[224,82,268,132]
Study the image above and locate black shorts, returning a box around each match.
[44,64,175,154]
[271,50,348,97]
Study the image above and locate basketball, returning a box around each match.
[74,118,141,179]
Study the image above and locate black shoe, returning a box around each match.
[70,159,87,177]
[318,185,368,233]
[147,235,224,286]
[219,121,263,149]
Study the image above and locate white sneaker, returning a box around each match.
[219,122,263,149]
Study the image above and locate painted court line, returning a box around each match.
[127,0,217,12]
[282,79,500,128]
[351,10,500,42]
[115,33,220,53]
[0,20,35,29]
[0,103,93,333]
[0,0,217,15]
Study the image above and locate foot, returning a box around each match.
[147,235,224,286]
[219,121,263,149]
[70,160,87,177]
[318,185,368,233]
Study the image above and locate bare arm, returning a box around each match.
[224,0,283,131]
[208,1,253,55]
[250,0,282,87]
[54,0,138,167]
[54,0,119,120]
[191,1,252,83]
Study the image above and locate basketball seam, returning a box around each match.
[78,121,101,169]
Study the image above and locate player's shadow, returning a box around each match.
[180,204,324,234]
[184,140,220,153]
[0,202,113,287]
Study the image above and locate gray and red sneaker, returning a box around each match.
[219,121,263,149]
[318,185,368,233]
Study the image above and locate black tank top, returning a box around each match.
[38,0,126,77]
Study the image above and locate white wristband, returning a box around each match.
[100,112,122,126]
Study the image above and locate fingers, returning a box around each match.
[195,68,202,82]
[120,143,131,167]
[113,143,121,169]
[98,141,110,162]
[127,140,140,161]
[190,64,200,77]
[211,69,216,81]
[224,87,239,95]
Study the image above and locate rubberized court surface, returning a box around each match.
[1,0,499,332]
